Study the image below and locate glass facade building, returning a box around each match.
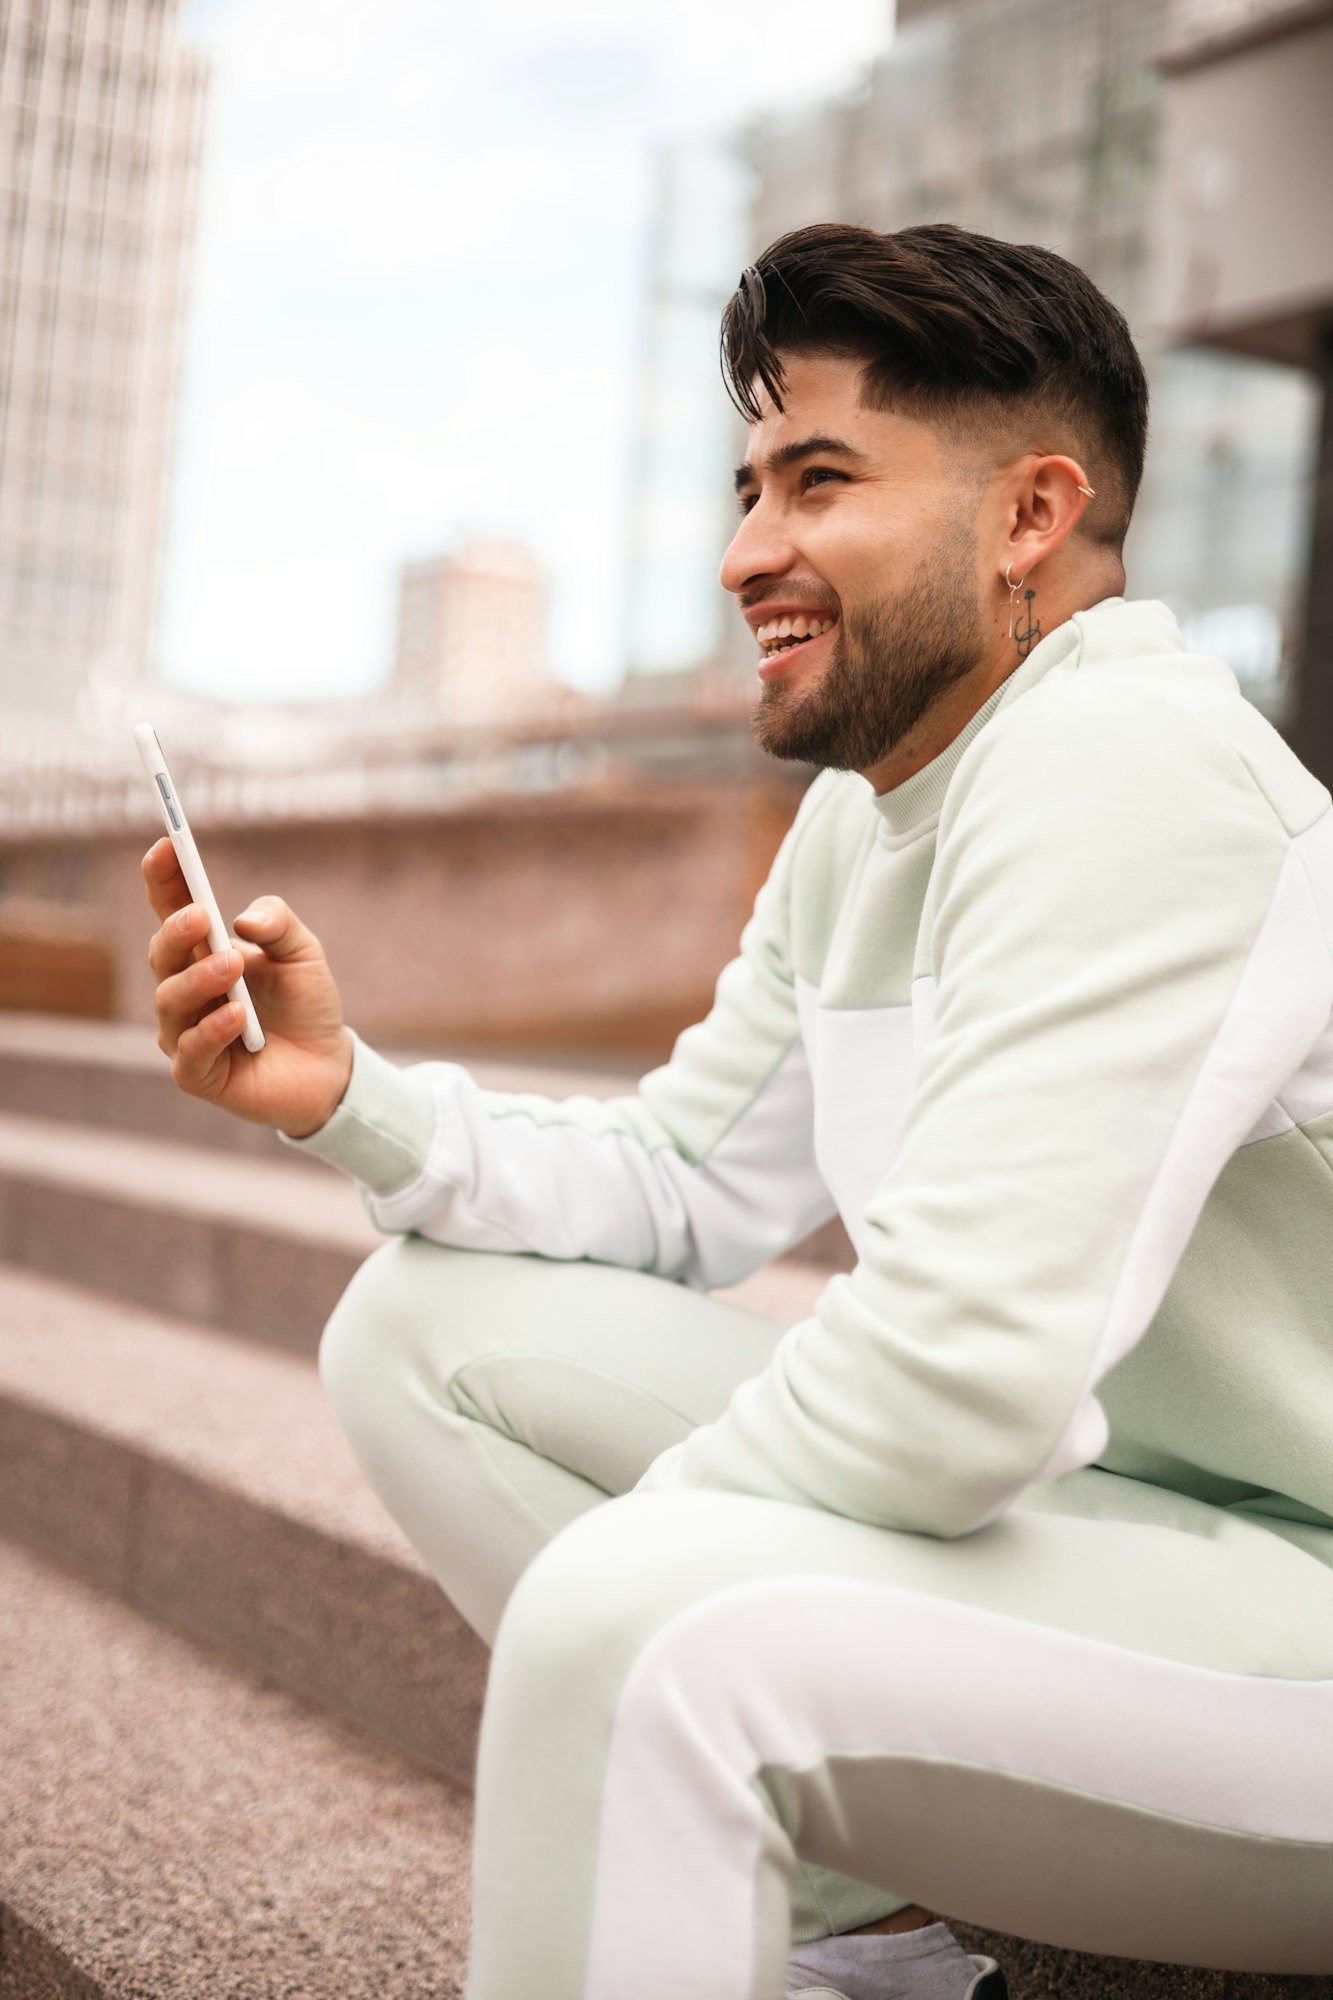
[625,0,1319,722]
[0,0,206,718]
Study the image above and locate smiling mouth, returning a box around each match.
[755,614,838,660]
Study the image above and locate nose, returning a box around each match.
[719,498,796,599]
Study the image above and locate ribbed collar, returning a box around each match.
[869,595,1156,842]
[871,676,1015,841]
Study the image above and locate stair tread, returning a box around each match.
[0,1254,834,1552]
[0,1260,418,1564]
[0,1532,471,1998]
[0,1104,378,1246]
[0,1098,836,1324]
[0,1006,640,1098]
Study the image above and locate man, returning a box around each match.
[143,223,1333,2000]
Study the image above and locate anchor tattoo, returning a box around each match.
[1014,589,1041,659]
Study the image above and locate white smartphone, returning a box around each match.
[133,722,266,1054]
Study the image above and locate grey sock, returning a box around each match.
[788,1922,978,2000]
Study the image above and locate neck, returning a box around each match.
[863,564,1123,796]
[861,655,1019,796]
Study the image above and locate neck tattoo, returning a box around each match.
[1013,589,1041,660]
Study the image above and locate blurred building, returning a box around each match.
[1151,0,1333,777]
[620,140,754,680]
[628,0,1320,726]
[0,0,206,721]
[391,539,561,729]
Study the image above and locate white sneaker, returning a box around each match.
[963,1957,1007,2000]
[787,1920,1008,2000]
[787,1962,1004,2000]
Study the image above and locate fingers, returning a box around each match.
[147,898,213,981]
[171,997,244,1093]
[231,895,322,965]
[155,945,243,1061]
[142,838,212,985]
[140,836,190,923]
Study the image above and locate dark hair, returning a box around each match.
[721,221,1148,545]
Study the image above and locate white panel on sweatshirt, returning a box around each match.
[582,1574,1333,2000]
[795,977,920,1257]
[1239,809,1333,1146]
[1021,826,1333,1499]
[1295,802,1333,942]
[369,1035,832,1291]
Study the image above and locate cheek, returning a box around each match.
[813,524,900,611]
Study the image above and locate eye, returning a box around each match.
[801,466,846,493]
[736,490,757,516]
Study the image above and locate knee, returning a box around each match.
[488,1496,655,1709]
[318,1234,463,1446]
[491,1490,749,1688]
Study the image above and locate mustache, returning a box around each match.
[738,589,842,616]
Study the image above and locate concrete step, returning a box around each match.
[2,1277,1324,1999]
[0,1009,857,1275]
[0,1008,312,1162]
[5,1535,1324,2000]
[0,1106,376,1355]
[0,1254,829,1781]
[0,1096,841,1358]
[945,1925,1330,2000]
[0,1008,639,1158]
[0,1261,487,1787]
[0,1532,472,1999]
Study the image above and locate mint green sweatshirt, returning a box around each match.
[286,597,1333,1565]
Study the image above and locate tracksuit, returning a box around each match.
[287,596,1333,1993]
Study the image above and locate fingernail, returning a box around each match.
[174,908,193,935]
[210,952,235,978]
[234,907,262,925]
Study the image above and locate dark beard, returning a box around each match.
[751,548,985,773]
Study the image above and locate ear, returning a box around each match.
[1000,453,1095,580]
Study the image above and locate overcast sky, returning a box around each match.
[162,0,891,704]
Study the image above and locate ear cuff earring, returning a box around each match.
[1003,481,1095,636]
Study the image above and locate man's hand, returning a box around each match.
[142,836,354,1138]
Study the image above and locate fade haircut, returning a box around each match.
[721,221,1149,548]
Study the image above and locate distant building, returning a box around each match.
[0,0,206,719]
[391,540,557,728]
[619,140,754,680]
[618,0,1321,727]
[741,0,1320,726]
[1151,0,1333,777]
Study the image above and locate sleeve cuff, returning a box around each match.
[276,1028,437,1198]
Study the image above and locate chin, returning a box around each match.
[751,684,827,765]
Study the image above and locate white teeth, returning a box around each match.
[755,614,837,651]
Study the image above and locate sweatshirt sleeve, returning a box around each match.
[277,775,841,1289]
[635,682,1333,1531]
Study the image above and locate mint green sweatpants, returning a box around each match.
[319,1238,1333,1998]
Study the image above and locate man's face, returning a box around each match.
[722,350,991,777]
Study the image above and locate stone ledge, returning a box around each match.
[948,1921,1333,2000]
[0,1262,486,1787]
[0,1534,472,1999]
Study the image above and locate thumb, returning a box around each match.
[231,896,323,964]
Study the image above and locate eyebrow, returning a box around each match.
[733,434,867,493]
